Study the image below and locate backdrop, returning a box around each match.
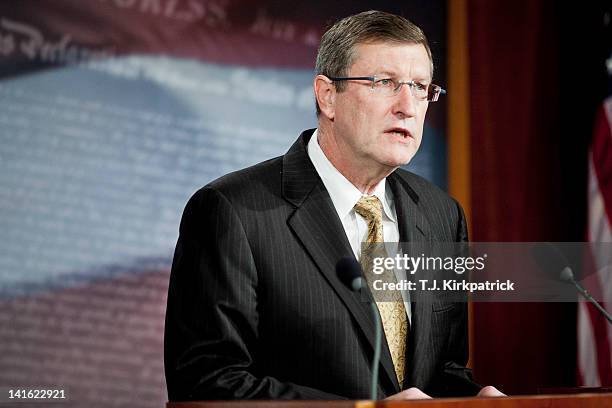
[0,1,447,406]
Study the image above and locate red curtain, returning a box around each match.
[467,0,604,394]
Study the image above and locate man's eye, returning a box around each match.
[376,79,394,87]
[414,82,428,91]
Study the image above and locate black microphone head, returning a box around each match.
[532,243,574,282]
[336,257,364,291]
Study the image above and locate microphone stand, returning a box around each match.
[369,301,382,400]
[337,258,384,400]
[563,267,612,325]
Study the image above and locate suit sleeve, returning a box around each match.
[164,187,343,400]
[431,200,483,397]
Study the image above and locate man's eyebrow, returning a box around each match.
[373,70,396,77]
[372,70,432,82]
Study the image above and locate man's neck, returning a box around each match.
[317,127,395,195]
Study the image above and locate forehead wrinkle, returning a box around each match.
[350,46,432,81]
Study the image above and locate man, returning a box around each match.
[165,10,502,400]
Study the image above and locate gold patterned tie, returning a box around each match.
[354,196,408,388]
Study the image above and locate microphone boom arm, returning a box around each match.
[570,277,612,325]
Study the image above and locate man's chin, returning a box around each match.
[381,152,418,169]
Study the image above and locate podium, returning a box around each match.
[167,393,612,408]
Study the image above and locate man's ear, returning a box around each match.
[314,75,336,120]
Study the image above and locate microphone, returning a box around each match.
[336,257,382,400]
[533,243,612,325]
[336,257,365,291]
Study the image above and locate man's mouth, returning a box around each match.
[385,128,412,139]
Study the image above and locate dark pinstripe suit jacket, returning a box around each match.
[164,129,481,400]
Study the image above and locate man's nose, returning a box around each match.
[392,83,418,119]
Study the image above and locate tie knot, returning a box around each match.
[354,195,383,222]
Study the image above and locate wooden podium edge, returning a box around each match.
[167,392,612,408]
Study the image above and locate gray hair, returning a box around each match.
[315,10,433,114]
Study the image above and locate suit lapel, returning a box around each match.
[387,172,430,243]
[387,172,435,389]
[282,130,400,394]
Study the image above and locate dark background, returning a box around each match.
[467,0,611,394]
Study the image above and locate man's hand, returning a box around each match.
[477,385,506,397]
[385,387,432,400]
[385,385,504,400]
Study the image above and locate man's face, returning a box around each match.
[331,42,431,172]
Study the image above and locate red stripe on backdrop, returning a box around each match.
[591,102,612,229]
[0,269,170,407]
[0,1,449,70]
[0,0,324,68]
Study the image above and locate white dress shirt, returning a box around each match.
[307,129,411,323]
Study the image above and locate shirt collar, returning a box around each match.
[307,129,396,222]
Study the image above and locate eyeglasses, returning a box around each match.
[326,75,446,102]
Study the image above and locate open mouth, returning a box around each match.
[385,128,411,139]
